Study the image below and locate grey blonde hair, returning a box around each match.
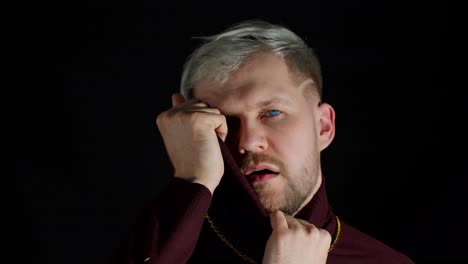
[180,20,322,100]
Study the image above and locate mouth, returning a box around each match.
[245,168,279,184]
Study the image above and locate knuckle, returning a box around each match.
[321,229,332,240]
[304,223,316,232]
[156,112,167,126]
[305,225,315,234]
[220,114,227,123]
[276,229,290,240]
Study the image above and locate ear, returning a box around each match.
[316,103,336,151]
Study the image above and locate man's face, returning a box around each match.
[193,53,334,215]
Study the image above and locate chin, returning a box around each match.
[252,178,289,210]
[256,190,285,213]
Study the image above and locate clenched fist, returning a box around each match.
[156,93,228,194]
[263,211,332,264]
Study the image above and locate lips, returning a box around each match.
[243,164,279,176]
[243,164,279,183]
[247,172,278,183]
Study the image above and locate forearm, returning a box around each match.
[112,178,212,264]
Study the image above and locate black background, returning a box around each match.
[16,1,464,263]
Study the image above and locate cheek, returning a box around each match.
[268,117,317,170]
[271,115,316,144]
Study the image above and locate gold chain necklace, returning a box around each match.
[205,215,341,263]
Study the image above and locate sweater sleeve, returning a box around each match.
[111,177,212,264]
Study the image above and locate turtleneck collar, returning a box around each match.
[295,176,338,236]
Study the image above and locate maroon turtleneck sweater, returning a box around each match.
[112,140,413,264]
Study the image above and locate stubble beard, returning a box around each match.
[241,150,319,215]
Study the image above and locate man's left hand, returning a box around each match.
[262,210,331,264]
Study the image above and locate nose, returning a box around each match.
[237,120,268,154]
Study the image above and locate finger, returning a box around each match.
[203,113,228,142]
[178,101,212,111]
[319,229,332,245]
[214,114,228,141]
[191,102,210,108]
[172,93,186,107]
[296,218,313,227]
[270,210,288,231]
[192,112,228,141]
[283,214,305,230]
[186,107,221,115]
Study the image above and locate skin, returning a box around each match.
[156,52,336,263]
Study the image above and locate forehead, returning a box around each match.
[193,53,306,113]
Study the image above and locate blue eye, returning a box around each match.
[264,110,282,117]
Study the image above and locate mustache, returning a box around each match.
[239,153,287,175]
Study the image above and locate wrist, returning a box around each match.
[174,175,218,194]
[191,178,217,194]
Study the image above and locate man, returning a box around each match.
[116,20,414,263]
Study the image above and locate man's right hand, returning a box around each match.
[156,93,228,194]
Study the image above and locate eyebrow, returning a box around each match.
[255,97,295,108]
